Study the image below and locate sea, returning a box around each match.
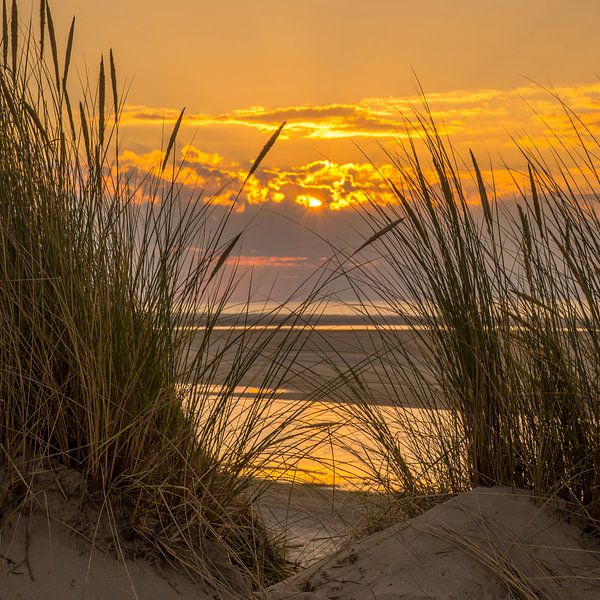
[184,301,443,490]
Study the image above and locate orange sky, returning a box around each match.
[48,1,600,299]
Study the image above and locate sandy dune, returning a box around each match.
[3,482,600,599]
[0,511,215,600]
[0,465,246,600]
[268,487,600,600]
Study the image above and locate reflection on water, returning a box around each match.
[183,323,449,491]
[188,383,447,490]
[200,384,291,399]
[187,315,597,491]
[178,324,429,332]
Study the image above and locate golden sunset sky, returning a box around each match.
[50,1,600,298]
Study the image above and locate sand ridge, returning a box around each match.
[268,487,600,600]
[0,461,248,599]
[3,479,600,599]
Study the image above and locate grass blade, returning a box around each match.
[353,216,405,255]
[207,232,242,284]
[45,2,60,92]
[470,150,493,232]
[62,16,75,88]
[79,101,91,162]
[388,178,427,240]
[109,48,118,121]
[10,0,16,77]
[242,121,286,187]
[23,99,50,146]
[528,163,543,231]
[161,107,185,172]
[98,55,105,146]
[39,0,45,57]
[2,0,7,67]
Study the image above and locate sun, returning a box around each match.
[296,194,323,209]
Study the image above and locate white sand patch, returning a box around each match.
[268,487,600,600]
[0,464,248,600]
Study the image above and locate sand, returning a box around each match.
[268,487,600,600]
[0,463,248,600]
[256,482,372,567]
[0,511,215,600]
[3,480,600,599]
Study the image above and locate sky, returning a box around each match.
[48,0,600,300]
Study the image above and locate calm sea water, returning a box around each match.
[186,310,441,490]
[184,301,595,489]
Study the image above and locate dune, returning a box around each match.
[267,487,600,600]
[0,515,213,600]
[0,464,250,600]
[5,480,600,599]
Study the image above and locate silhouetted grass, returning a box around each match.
[344,101,600,529]
[0,2,318,594]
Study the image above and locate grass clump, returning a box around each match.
[0,1,312,593]
[343,99,600,529]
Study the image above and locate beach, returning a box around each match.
[3,2,600,597]
[5,473,600,599]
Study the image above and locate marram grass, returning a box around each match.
[4,0,600,595]
[0,1,315,593]
[343,102,600,530]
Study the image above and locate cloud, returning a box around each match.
[182,145,223,167]
[113,81,600,215]
[118,82,600,144]
[105,81,600,301]
[116,144,400,211]
[115,142,596,216]
[119,103,410,139]
[230,255,313,268]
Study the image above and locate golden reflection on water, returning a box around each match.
[188,384,447,491]
[177,324,431,332]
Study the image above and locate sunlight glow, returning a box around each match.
[116,82,600,213]
[295,194,323,209]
